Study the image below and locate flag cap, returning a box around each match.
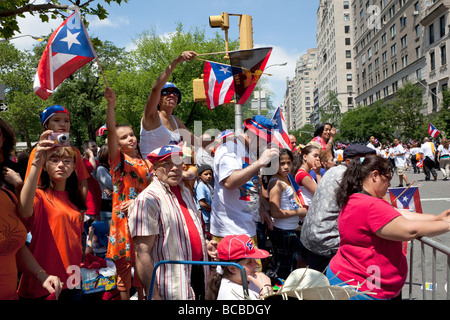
[40,105,70,127]
[217,234,269,261]
[161,82,182,105]
[243,115,274,142]
[147,145,183,164]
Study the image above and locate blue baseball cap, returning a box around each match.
[91,221,109,247]
[40,105,70,127]
[161,82,182,105]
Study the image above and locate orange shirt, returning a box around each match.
[0,189,27,300]
[18,189,84,299]
[106,149,152,262]
[25,146,90,182]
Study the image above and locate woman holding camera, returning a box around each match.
[18,134,86,300]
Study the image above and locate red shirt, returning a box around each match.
[170,186,203,261]
[329,193,407,299]
[83,158,102,216]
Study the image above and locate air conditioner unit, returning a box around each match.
[413,11,419,15]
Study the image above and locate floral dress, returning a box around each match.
[106,149,152,262]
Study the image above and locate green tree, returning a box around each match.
[319,90,342,126]
[389,81,425,140]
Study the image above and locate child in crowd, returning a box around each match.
[18,140,86,300]
[104,87,152,300]
[86,221,109,259]
[293,145,321,206]
[195,164,213,237]
[266,148,307,280]
[206,234,273,300]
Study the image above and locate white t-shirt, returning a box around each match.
[438,144,450,157]
[267,177,300,230]
[393,144,407,167]
[217,278,260,300]
[420,142,435,161]
[210,139,259,238]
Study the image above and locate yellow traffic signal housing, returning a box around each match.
[209,12,229,30]
[238,14,253,50]
[193,77,206,103]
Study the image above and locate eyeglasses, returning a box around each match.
[382,173,393,181]
[47,158,74,166]
[161,90,180,97]
[155,160,182,170]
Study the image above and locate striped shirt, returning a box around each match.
[128,177,208,300]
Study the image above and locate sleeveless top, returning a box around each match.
[140,115,181,158]
[268,177,301,230]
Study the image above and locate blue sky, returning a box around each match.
[14,0,320,110]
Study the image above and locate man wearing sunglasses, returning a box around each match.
[140,51,198,158]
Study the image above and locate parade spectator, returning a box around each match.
[25,105,90,201]
[129,145,215,300]
[266,148,307,280]
[326,154,450,300]
[419,137,438,181]
[140,51,198,158]
[410,142,421,174]
[392,138,410,187]
[289,134,298,153]
[82,140,102,220]
[85,220,109,259]
[195,133,215,168]
[310,150,336,182]
[0,121,62,300]
[299,144,376,272]
[18,139,86,300]
[181,145,197,196]
[92,144,113,232]
[437,138,450,180]
[310,123,336,153]
[293,145,321,206]
[366,135,377,153]
[206,234,272,300]
[104,87,152,300]
[0,118,23,196]
[195,164,214,236]
[210,115,279,245]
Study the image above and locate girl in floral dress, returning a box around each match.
[104,87,152,300]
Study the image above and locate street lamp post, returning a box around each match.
[0,34,44,42]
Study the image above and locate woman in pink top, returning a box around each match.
[327,154,450,300]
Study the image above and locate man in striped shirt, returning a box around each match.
[129,145,216,300]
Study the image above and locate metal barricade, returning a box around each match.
[408,237,450,300]
[148,260,249,300]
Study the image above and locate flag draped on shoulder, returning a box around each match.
[34,8,96,100]
[270,107,293,150]
[428,123,440,138]
[229,47,272,105]
[203,61,238,110]
[388,186,423,213]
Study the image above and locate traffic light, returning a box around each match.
[193,77,206,104]
[238,14,253,50]
[209,12,229,30]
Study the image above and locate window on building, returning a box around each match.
[431,87,437,112]
[382,32,387,45]
[347,73,352,81]
[400,16,407,28]
[390,24,397,38]
[391,43,397,56]
[429,24,435,44]
[415,24,421,38]
[441,45,447,65]
[344,1,349,9]
[440,15,446,38]
[346,50,351,58]
[346,62,352,69]
[401,35,407,49]
[416,46,421,59]
[345,38,351,45]
[430,51,436,70]
[402,55,408,67]
[345,25,350,34]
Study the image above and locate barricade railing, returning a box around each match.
[408,236,450,300]
[148,260,248,300]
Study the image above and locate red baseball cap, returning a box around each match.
[218,234,269,261]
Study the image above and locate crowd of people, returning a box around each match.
[1,51,450,301]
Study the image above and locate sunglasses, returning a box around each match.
[161,90,180,97]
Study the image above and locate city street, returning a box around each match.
[396,167,450,300]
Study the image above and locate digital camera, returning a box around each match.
[49,132,70,146]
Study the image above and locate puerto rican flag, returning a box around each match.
[97,124,107,136]
[270,107,293,150]
[203,61,239,110]
[428,123,440,138]
[34,9,96,100]
[388,186,423,213]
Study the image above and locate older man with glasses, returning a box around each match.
[128,145,216,300]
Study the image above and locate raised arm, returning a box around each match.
[104,87,119,162]
[141,51,197,131]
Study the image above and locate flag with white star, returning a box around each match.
[203,61,239,110]
[34,8,96,100]
[388,186,423,213]
[271,106,293,150]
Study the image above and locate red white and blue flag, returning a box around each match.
[270,107,293,150]
[428,123,440,138]
[97,124,107,136]
[34,9,96,100]
[203,61,238,110]
[388,186,423,213]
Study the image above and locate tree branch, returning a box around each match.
[0,3,71,18]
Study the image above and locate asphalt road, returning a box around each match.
[395,168,450,300]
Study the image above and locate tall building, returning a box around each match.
[316,0,356,123]
[283,49,318,131]
[420,0,449,113]
[352,0,449,113]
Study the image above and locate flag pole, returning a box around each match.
[95,57,108,87]
[392,180,416,203]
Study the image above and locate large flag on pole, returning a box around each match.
[388,186,423,213]
[229,47,272,105]
[270,107,293,150]
[203,61,240,110]
[428,123,440,138]
[34,8,96,100]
